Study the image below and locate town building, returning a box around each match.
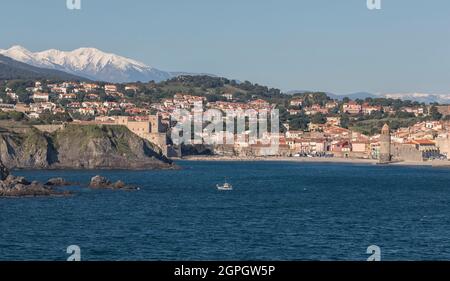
[32,93,49,102]
[290,98,303,107]
[104,85,118,93]
[343,101,362,114]
[437,105,450,117]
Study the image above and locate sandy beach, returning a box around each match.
[180,156,378,164]
[178,155,450,167]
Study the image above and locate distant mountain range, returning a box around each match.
[0,45,212,83]
[382,93,450,104]
[2,45,450,104]
[0,54,87,81]
[336,92,379,100]
[287,90,450,104]
[287,90,378,99]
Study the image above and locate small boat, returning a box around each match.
[216,182,233,191]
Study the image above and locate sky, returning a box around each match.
[1,0,450,94]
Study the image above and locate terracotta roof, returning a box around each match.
[413,139,435,145]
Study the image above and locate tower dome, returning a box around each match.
[381,123,390,135]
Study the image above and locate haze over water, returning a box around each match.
[1,161,450,261]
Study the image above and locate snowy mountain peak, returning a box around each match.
[0,45,35,62]
[0,45,173,83]
[8,45,31,52]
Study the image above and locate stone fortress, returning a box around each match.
[100,115,179,157]
[114,115,167,152]
[33,114,178,157]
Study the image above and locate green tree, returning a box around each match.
[340,113,350,128]
[430,106,443,121]
[311,113,327,124]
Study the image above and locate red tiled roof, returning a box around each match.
[413,139,435,145]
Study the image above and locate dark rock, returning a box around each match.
[0,164,70,197]
[0,160,8,181]
[89,176,137,191]
[4,175,31,185]
[89,175,112,188]
[0,177,70,197]
[46,177,70,186]
[113,180,126,189]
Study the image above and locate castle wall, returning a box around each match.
[33,124,65,133]
[391,143,423,162]
[436,136,450,159]
[149,115,164,133]
[213,144,290,157]
[126,121,150,136]
[109,115,170,156]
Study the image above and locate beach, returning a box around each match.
[180,155,450,167]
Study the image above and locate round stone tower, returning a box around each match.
[379,123,391,163]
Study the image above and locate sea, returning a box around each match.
[1,160,450,261]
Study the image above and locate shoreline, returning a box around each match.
[177,155,450,167]
[10,165,179,171]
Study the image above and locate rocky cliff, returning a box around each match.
[0,124,173,170]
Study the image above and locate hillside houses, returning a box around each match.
[343,101,362,114]
[1,79,450,161]
[32,92,49,102]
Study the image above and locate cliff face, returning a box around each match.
[0,129,51,169]
[0,125,173,170]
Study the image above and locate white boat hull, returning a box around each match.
[217,187,233,191]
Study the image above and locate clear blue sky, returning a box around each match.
[1,0,450,94]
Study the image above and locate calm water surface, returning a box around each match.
[1,161,450,261]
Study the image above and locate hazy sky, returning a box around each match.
[1,0,450,94]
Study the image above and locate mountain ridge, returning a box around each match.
[0,45,195,83]
[0,54,88,81]
[287,90,450,104]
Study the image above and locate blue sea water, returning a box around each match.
[1,161,450,261]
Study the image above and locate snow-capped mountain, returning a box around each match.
[286,89,450,104]
[0,54,88,81]
[383,93,450,104]
[0,45,175,83]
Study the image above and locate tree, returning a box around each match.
[206,94,226,103]
[311,113,327,124]
[17,91,31,104]
[39,111,72,123]
[287,113,310,130]
[394,111,415,119]
[0,111,26,121]
[9,111,25,121]
[430,106,443,121]
[340,113,350,128]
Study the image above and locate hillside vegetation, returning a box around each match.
[0,123,172,169]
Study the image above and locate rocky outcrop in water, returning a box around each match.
[45,177,71,186]
[0,159,139,197]
[89,175,138,190]
[0,124,173,170]
[0,163,70,197]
